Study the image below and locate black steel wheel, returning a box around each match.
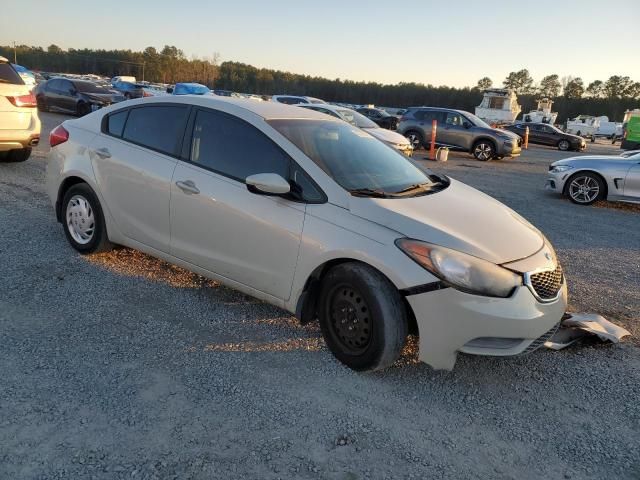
[326,284,372,355]
[318,262,408,371]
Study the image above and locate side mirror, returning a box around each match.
[166,87,174,94]
[463,121,472,129]
[246,173,291,196]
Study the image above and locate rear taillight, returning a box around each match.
[6,92,37,108]
[143,90,152,97]
[399,116,409,122]
[49,125,69,147]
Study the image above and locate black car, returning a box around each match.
[503,123,586,151]
[356,107,398,130]
[35,78,125,116]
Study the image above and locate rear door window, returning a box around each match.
[189,108,290,182]
[106,110,129,137]
[0,63,24,85]
[122,105,189,156]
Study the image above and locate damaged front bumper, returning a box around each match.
[405,281,568,370]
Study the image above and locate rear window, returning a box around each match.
[122,105,189,156]
[0,63,25,85]
[106,110,128,137]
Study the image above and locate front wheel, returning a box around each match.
[566,172,604,205]
[472,140,495,161]
[557,139,570,151]
[318,263,408,371]
[404,131,424,150]
[62,183,113,253]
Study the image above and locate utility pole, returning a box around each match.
[142,61,145,82]
[13,41,17,64]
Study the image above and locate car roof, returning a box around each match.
[407,106,465,114]
[119,95,336,121]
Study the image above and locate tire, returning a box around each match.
[2,148,31,163]
[36,96,48,112]
[318,262,408,371]
[404,130,424,150]
[557,139,570,151]
[76,102,91,117]
[61,183,113,253]
[565,172,605,206]
[124,92,131,100]
[472,140,495,161]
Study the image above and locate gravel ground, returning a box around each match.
[0,112,638,480]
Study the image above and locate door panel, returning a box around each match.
[170,162,305,300]
[91,134,178,252]
[439,112,468,149]
[623,163,640,199]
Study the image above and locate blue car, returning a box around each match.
[172,83,211,95]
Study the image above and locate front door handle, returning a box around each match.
[94,147,111,159]
[176,180,200,195]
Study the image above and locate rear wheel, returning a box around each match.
[557,139,570,151]
[76,102,91,117]
[1,148,31,163]
[36,96,48,112]
[61,183,113,253]
[566,172,605,205]
[472,140,495,161]
[404,130,424,150]
[318,263,408,371]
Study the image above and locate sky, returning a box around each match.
[2,0,639,88]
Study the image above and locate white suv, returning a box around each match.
[0,56,40,162]
[46,96,566,371]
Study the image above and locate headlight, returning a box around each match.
[395,239,521,298]
[549,165,574,173]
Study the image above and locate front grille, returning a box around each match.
[529,264,563,300]
[521,322,560,355]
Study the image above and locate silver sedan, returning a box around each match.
[546,151,640,205]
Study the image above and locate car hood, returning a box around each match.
[496,128,521,141]
[348,178,543,264]
[364,127,410,145]
[552,155,624,166]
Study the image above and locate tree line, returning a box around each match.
[2,45,638,123]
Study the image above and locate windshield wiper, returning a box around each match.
[349,188,392,198]
[393,182,433,194]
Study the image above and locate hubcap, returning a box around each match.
[474,143,492,160]
[569,176,599,203]
[66,195,95,244]
[407,133,420,149]
[328,286,371,354]
[559,140,569,150]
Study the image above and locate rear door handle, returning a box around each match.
[175,180,200,195]
[94,147,111,159]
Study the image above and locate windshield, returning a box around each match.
[75,81,111,93]
[462,112,491,129]
[268,119,437,195]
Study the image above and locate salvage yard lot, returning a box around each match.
[1,112,639,479]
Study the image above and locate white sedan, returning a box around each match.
[46,96,566,371]
[298,103,413,156]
